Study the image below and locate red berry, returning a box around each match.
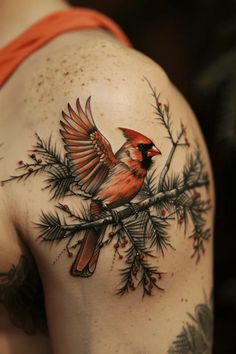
[37,159,42,164]
[151,277,157,283]
[28,168,34,173]
[192,192,201,201]
[68,252,73,258]
[161,210,166,217]
[63,204,69,210]
[119,255,123,260]
[18,160,23,165]
[109,232,114,238]
[185,138,190,147]
[31,154,36,159]
[114,243,119,249]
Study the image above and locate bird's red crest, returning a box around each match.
[119,127,153,145]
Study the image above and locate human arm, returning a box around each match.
[0,28,214,354]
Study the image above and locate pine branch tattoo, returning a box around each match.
[2,81,212,297]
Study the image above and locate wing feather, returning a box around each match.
[77,98,95,128]
[68,150,98,160]
[64,145,94,153]
[60,97,118,194]
[61,121,88,137]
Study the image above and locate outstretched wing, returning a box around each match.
[60,97,118,195]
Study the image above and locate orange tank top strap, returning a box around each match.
[0,8,131,88]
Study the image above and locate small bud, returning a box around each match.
[31,154,36,159]
[28,168,34,173]
[193,238,199,248]
[161,210,166,217]
[114,243,119,249]
[179,215,184,224]
[185,138,190,147]
[18,160,23,165]
[37,159,42,164]
[164,104,169,113]
[192,192,201,201]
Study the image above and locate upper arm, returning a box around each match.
[0,30,214,353]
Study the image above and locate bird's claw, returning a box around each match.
[110,209,121,225]
[128,202,140,219]
[104,203,122,225]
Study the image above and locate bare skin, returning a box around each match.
[0,0,69,47]
[0,1,214,354]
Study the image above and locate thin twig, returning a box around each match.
[158,125,185,192]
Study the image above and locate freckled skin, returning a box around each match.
[0,25,213,354]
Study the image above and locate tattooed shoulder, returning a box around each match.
[2,79,213,298]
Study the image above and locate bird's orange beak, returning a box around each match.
[147,146,162,157]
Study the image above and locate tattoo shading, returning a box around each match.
[168,292,213,354]
[0,255,47,334]
[2,82,212,297]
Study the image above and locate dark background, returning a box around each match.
[69,1,236,353]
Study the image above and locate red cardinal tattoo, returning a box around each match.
[60,97,161,277]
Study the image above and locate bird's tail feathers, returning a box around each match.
[71,227,104,277]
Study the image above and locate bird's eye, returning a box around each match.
[137,144,144,150]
